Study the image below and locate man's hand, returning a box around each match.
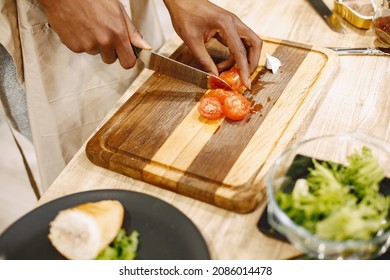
[163,0,262,89]
[38,0,151,69]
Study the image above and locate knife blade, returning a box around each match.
[132,46,232,90]
[328,47,390,56]
[307,0,346,34]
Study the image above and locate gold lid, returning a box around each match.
[334,0,375,29]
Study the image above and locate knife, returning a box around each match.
[328,47,390,56]
[307,0,346,34]
[132,46,232,90]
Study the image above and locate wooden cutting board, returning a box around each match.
[86,37,338,213]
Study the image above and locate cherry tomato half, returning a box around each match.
[219,66,247,93]
[198,96,224,120]
[204,89,236,104]
[208,76,233,91]
[209,66,247,93]
[222,94,251,121]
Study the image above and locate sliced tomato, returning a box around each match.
[204,89,235,104]
[208,76,233,91]
[219,66,247,93]
[198,96,224,120]
[203,65,251,121]
[222,94,251,121]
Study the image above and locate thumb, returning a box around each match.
[121,6,152,50]
[129,26,152,50]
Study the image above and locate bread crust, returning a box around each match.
[48,200,124,259]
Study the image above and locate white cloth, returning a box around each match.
[0,0,173,194]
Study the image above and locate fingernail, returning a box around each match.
[247,78,252,90]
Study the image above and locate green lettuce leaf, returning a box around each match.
[276,146,390,241]
[96,229,139,260]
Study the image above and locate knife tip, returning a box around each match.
[207,75,233,91]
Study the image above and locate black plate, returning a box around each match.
[0,189,210,260]
[257,154,390,260]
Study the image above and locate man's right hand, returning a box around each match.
[38,0,151,69]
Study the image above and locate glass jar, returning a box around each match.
[372,0,390,46]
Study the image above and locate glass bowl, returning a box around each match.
[266,133,390,259]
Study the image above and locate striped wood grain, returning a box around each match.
[86,37,338,213]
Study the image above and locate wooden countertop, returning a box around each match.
[37,0,390,260]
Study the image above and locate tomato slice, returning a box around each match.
[198,96,224,120]
[209,66,247,93]
[208,76,233,91]
[222,94,251,121]
[219,66,247,93]
[202,66,251,121]
[203,89,235,104]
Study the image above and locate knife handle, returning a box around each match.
[308,0,332,18]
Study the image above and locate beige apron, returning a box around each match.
[0,0,173,195]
